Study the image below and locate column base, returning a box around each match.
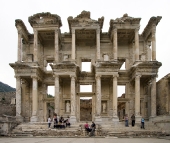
[16,115,23,122]
[30,116,38,122]
[94,116,102,123]
[70,116,77,124]
[135,115,142,123]
[149,116,156,122]
[112,116,119,122]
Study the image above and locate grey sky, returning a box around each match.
[0,0,169,96]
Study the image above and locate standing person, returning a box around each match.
[53,114,58,128]
[141,117,145,129]
[48,116,51,128]
[131,114,135,127]
[124,114,129,127]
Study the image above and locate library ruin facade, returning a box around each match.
[10,11,162,123]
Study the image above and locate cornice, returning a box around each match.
[141,16,162,40]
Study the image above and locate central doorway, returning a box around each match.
[80,97,92,121]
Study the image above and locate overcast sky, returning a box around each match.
[0,0,169,96]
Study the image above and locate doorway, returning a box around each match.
[80,97,92,121]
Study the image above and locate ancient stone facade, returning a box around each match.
[10,11,162,123]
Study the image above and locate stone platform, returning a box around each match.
[9,121,170,138]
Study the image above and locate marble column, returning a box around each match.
[112,74,119,121]
[55,28,59,62]
[135,75,141,122]
[17,30,22,62]
[71,28,75,60]
[95,75,102,122]
[30,76,38,122]
[15,76,23,122]
[33,29,38,62]
[113,28,117,60]
[150,76,156,119]
[135,28,139,61]
[54,75,60,115]
[96,28,100,60]
[70,75,76,123]
[152,25,156,61]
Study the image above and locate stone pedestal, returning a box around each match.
[70,116,77,124]
[135,115,142,123]
[94,116,102,123]
[30,116,38,122]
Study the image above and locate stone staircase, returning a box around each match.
[10,121,168,137]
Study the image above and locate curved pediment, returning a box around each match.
[28,12,62,27]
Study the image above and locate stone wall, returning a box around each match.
[156,75,170,115]
[0,92,16,116]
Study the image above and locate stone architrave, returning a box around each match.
[135,74,141,122]
[96,28,100,60]
[135,28,139,61]
[71,29,75,60]
[30,76,38,122]
[150,76,156,119]
[95,74,102,122]
[70,75,76,123]
[113,27,117,60]
[33,29,38,62]
[15,76,23,122]
[152,25,156,61]
[55,28,59,62]
[54,75,60,115]
[112,74,119,121]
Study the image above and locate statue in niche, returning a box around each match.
[102,102,107,113]
[66,101,70,112]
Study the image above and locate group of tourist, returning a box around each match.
[47,114,71,129]
[84,121,96,136]
[124,114,145,129]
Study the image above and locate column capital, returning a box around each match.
[71,28,75,34]
[96,28,100,34]
[70,75,76,79]
[113,74,119,78]
[135,74,141,78]
[33,28,38,34]
[55,28,59,33]
[54,74,59,78]
[31,75,38,79]
[135,27,140,32]
[113,27,117,32]
[15,76,21,79]
[95,74,101,79]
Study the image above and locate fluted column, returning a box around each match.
[70,75,76,123]
[54,75,60,114]
[95,75,102,122]
[150,76,156,118]
[30,76,38,122]
[96,28,100,60]
[55,28,59,62]
[17,30,22,62]
[152,25,156,61]
[112,74,119,121]
[71,28,75,60]
[135,28,139,61]
[113,28,117,60]
[33,29,38,62]
[15,76,23,122]
[135,74,141,122]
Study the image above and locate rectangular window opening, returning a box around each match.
[47,86,54,97]
[81,62,91,72]
[80,85,92,92]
